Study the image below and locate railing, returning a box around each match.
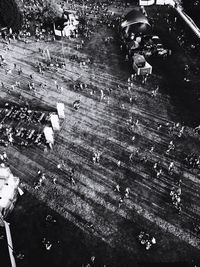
[175,6,200,38]
[4,220,17,267]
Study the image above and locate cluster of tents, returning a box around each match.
[54,11,79,39]
[120,8,153,75]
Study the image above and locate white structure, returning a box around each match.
[57,103,65,119]
[4,220,16,267]
[139,0,175,6]
[68,13,79,26]
[50,114,60,131]
[43,48,51,61]
[132,54,152,75]
[0,166,19,218]
[43,126,54,145]
[54,26,62,37]
[62,24,76,37]
[54,13,79,38]
[139,0,155,6]
[157,0,175,5]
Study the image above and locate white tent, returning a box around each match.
[0,166,19,217]
[139,0,155,5]
[53,23,62,40]
[62,24,76,37]
[50,114,60,131]
[54,27,62,37]
[43,126,54,144]
[54,13,79,38]
[43,48,51,61]
[68,14,79,26]
[57,103,65,119]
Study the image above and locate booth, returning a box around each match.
[43,126,54,145]
[132,54,152,75]
[57,103,65,119]
[50,114,60,131]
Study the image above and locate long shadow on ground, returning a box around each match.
[4,191,200,267]
[7,192,137,267]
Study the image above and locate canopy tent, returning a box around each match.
[43,126,54,144]
[121,9,151,28]
[128,22,151,35]
[0,166,19,218]
[62,24,77,37]
[121,9,151,36]
[57,103,65,119]
[54,18,68,39]
[50,114,60,131]
[54,13,79,39]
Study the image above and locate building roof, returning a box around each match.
[121,9,151,29]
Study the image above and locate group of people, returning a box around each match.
[184,152,200,169]
[124,79,199,218]
[138,231,156,250]
[170,185,182,213]
[34,170,47,189]
[114,184,130,207]
[0,0,200,263]
[64,0,200,249]
[0,104,52,148]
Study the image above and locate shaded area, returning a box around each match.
[0,0,22,31]
[0,1,199,266]
[8,193,139,267]
[7,192,200,267]
[0,226,11,267]
[145,5,200,126]
[182,0,200,28]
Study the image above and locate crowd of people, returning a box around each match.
[0,0,200,264]
[184,152,200,169]
[0,103,54,148]
[170,185,182,213]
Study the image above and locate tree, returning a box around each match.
[39,0,63,24]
